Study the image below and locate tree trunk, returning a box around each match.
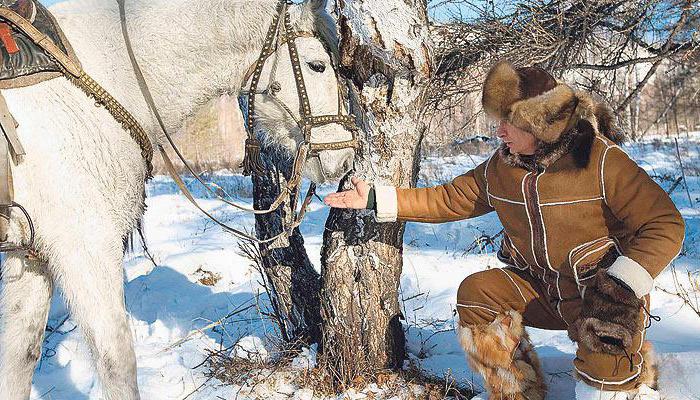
[319,0,433,385]
[253,145,322,345]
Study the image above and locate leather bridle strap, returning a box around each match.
[158,145,314,244]
[243,1,359,166]
[282,7,358,151]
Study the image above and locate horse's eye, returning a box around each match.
[307,61,326,73]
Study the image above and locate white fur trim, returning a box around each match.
[374,185,398,223]
[575,381,630,400]
[607,256,654,298]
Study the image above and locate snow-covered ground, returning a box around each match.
[30,135,700,399]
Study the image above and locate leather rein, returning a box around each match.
[118,0,358,245]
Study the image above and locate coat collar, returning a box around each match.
[499,127,583,171]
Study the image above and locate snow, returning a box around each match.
[29,134,700,399]
[232,336,269,362]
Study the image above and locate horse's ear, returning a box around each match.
[306,0,327,11]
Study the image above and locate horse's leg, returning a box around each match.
[0,253,53,400]
[54,238,139,400]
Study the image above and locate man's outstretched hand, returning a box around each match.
[323,177,370,209]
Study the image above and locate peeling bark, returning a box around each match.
[253,145,322,345]
[320,0,432,385]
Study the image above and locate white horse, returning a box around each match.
[0,0,355,398]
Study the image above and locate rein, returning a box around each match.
[117,0,357,245]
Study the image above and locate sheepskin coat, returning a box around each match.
[374,93,685,307]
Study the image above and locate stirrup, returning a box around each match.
[0,201,35,253]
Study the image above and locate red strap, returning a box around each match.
[0,23,19,55]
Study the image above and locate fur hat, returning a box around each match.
[482,60,624,144]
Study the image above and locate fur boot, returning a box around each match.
[574,342,659,400]
[457,310,546,400]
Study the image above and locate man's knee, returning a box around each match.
[456,270,505,325]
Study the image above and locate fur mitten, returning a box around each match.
[568,269,643,355]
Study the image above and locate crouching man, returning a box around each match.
[324,60,685,400]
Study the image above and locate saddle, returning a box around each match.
[0,0,79,89]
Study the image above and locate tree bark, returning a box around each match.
[253,145,322,345]
[319,0,433,385]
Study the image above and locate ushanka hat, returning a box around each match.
[482,60,584,143]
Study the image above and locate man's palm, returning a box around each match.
[323,177,370,209]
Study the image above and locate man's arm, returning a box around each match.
[373,160,494,223]
[603,147,685,297]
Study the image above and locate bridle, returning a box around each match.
[118,0,359,245]
[239,0,358,175]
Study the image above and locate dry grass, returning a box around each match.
[656,266,700,318]
[193,267,222,287]
[204,343,477,399]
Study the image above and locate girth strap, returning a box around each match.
[0,92,16,228]
[0,91,34,251]
[0,91,23,158]
[0,108,11,241]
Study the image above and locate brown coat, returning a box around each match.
[375,125,684,300]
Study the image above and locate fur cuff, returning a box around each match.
[568,269,643,355]
[607,256,654,298]
[374,185,398,223]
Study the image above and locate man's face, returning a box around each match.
[496,121,538,155]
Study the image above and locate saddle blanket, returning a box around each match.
[0,0,77,88]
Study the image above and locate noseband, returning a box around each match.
[240,0,358,176]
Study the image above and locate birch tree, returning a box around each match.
[319,0,433,385]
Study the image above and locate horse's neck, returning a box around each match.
[50,0,277,136]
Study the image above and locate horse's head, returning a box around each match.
[245,0,357,184]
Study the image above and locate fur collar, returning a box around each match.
[499,127,587,171]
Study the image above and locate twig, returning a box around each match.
[655,266,700,318]
[137,224,158,267]
[656,285,700,318]
[667,176,684,195]
[160,300,257,353]
[38,387,56,399]
[43,314,72,342]
[181,376,214,400]
[674,138,694,207]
